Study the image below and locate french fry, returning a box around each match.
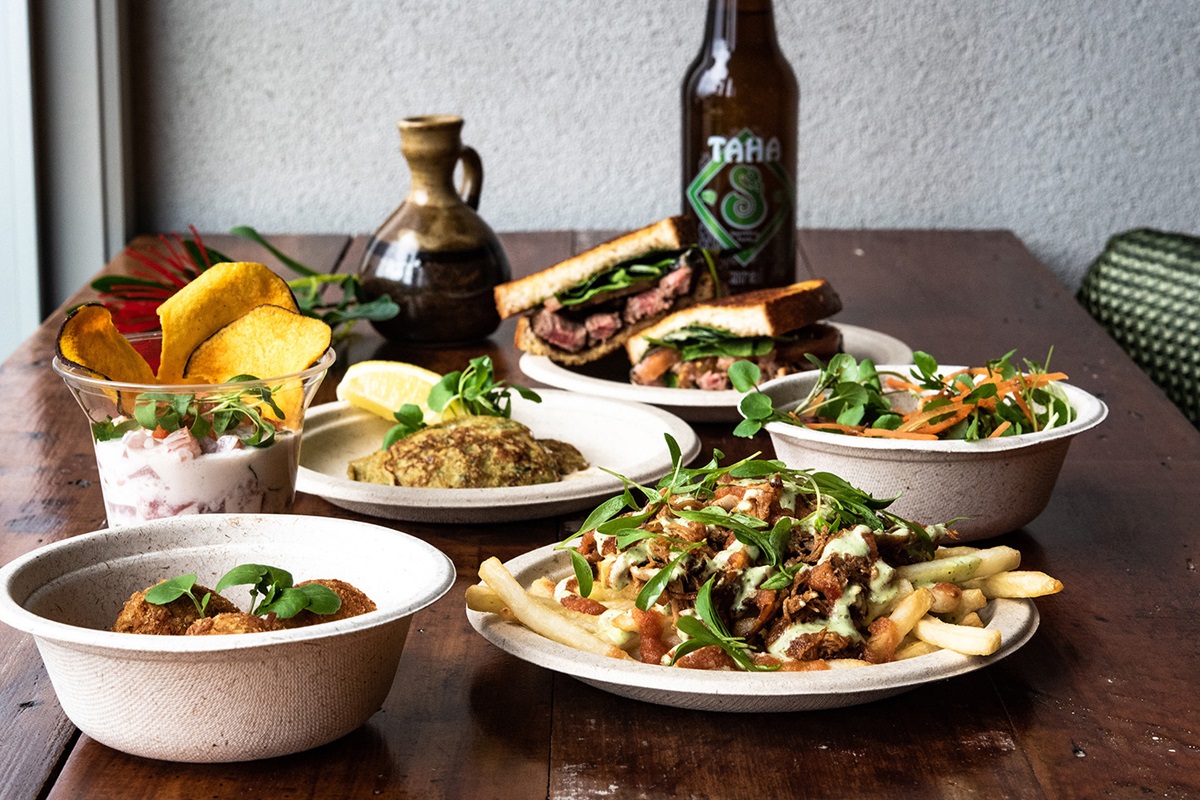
[912,615,1002,656]
[958,612,984,628]
[477,558,630,659]
[864,586,932,663]
[895,639,941,660]
[465,583,507,614]
[933,546,980,560]
[944,588,988,624]
[927,582,963,614]
[888,587,933,640]
[896,546,1021,585]
[962,570,1064,598]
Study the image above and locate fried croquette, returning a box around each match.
[112,582,239,635]
[278,579,376,628]
[185,612,282,636]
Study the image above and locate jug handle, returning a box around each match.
[459,147,483,210]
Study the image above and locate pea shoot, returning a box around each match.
[382,356,541,448]
[143,563,341,619]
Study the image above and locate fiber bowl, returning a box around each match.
[757,367,1108,541]
[0,514,455,762]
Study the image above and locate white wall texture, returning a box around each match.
[128,0,1200,289]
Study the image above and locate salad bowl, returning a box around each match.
[756,365,1108,540]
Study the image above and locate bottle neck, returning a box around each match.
[703,0,780,52]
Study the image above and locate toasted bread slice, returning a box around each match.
[494,216,698,320]
[515,270,717,366]
[626,279,842,364]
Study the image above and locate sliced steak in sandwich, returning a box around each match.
[625,279,844,389]
[494,216,720,365]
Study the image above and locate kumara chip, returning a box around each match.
[156,261,299,383]
[183,304,332,383]
[56,303,157,385]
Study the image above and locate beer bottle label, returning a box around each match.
[685,127,795,278]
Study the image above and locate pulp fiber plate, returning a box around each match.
[296,391,700,523]
[518,322,914,422]
[467,544,1040,712]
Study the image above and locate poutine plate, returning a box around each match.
[467,544,1040,712]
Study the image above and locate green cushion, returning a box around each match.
[1077,229,1200,427]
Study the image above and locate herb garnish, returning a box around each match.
[732,350,1075,441]
[92,376,284,446]
[383,356,542,448]
[558,434,936,607]
[144,564,341,619]
[670,578,773,671]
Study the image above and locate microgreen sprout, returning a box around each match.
[143,574,211,615]
[669,578,776,672]
[382,356,542,448]
[100,376,285,447]
[143,564,341,620]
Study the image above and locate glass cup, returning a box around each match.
[53,332,335,527]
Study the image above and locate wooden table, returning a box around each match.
[2,230,1197,799]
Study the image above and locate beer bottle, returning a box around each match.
[682,0,798,291]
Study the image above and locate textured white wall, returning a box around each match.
[128,0,1200,288]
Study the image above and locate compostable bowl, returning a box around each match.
[0,514,455,762]
[758,367,1108,541]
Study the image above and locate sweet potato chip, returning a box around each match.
[56,303,157,385]
[156,262,299,383]
[183,304,331,427]
[183,304,331,384]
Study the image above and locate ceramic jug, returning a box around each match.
[358,115,510,344]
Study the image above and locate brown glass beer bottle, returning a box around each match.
[683,0,798,291]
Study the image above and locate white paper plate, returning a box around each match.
[518,323,914,422]
[467,544,1040,712]
[296,391,700,523]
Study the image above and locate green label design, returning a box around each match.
[686,128,794,267]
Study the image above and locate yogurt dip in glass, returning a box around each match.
[54,332,334,527]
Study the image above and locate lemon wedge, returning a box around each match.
[337,360,446,423]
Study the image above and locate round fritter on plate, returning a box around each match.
[347,415,587,489]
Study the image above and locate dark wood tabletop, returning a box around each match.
[1,230,1197,799]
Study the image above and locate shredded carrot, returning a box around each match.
[987,421,1012,438]
[884,376,924,393]
[859,428,939,441]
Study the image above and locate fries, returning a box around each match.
[912,616,1002,656]
[472,544,1063,670]
[476,558,630,659]
[962,570,1064,598]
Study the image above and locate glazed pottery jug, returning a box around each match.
[358,115,510,344]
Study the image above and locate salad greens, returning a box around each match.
[732,350,1075,441]
[383,356,542,448]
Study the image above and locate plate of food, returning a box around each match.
[295,390,701,523]
[517,281,914,422]
[466,446,1056,712]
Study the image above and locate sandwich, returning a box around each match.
[494,216,719,365]
[626,279,844,390]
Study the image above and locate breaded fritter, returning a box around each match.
[278,579,376,628]
[347,415,587,488]
[185,612,281,636]
[112,582,239,635]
